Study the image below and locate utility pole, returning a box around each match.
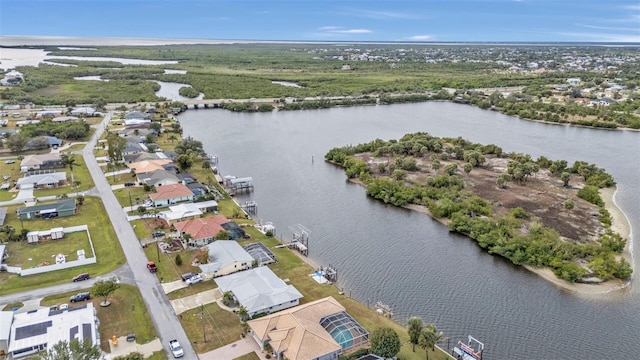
[128,190,132,210]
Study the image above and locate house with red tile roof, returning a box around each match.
[148,183,194,207]
[174,215,230,245]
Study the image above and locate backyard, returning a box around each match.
[0,197,125,294]
[4,230,93,268]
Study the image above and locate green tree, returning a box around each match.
[29,136,50,150]
[92,278,120,306]
[6,133,28,153]
[561,172,571,187]
[418,324,442,360]
[175,254,183,266]
[36,339,101,360]
[175,154,194,171]
[175,136,205,157]
[114,352,144,360]
[61,153,79,185]
[238,306,249,321]
[370,327,401,358]
[106,132,127,163]
[167,134,178,144]
[215,230,231,240]
[408,316,424,352]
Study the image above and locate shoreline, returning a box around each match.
[351,178,633,295]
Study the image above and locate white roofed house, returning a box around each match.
[199,240,255,278]
[214,266,303,318]
[7,303,98,359]
[16,172,66,190]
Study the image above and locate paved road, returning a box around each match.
[83,112,196,358]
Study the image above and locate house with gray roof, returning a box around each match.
[138,169,180,187]
[16,172,66,190]
[6,303,98,359]
[125,111,150,120]
[199,240,255,277]
[215,266,303,318]
[20,154,63,173]
[17,199,76,220]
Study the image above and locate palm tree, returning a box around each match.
[168,134,178,144]
[408,317,424,352]
[418,324,442,360]
[237,306,249,321]
[61,153,78,187]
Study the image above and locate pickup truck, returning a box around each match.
[146,261,157,273]
[168,339,184,358]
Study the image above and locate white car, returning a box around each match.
[169,339,184,358]
[185,274,203,285]
[59,303,68,310]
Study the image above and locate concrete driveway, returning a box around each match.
[198,337,267,360]
[170,288,221,315]
[161,279,188,294]
[107,336,162,359]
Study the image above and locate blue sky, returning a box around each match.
[1,0,639,43]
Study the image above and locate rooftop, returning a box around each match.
[200,240,254,273]
[174,215,228,240]
[148,183,194,202]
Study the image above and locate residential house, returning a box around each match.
[128,159,173,175]
[123,141,144,156]
[177,173,197,184]
[187,182,209,196]
[17,199,76,220]
[16,172,67,190]
[159,200,218,225]
[0,311,14,355]
[52,116,80,123]
[124,119,151,129]
[20,154,63,173]
[70,107,96,117]
[215,266,303,318]
[138,169,180,187]
[589,98,615,107]
[221,221,247,240]
[26,136,63,150]
[174,214,228,245]
[148,183,194,207]
[123,151,166,164]
[6,303,98,359]
[35,110,63,119]
[118,127,154,138]
[199,240,255,277]
[125,111,151,120]
[567,77,581,86]
[248,296,369,360]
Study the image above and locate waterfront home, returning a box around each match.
[159,200,218,225]
[186,182,209,196]
[138,169,180,187]
[148,183,194,207]
[70,107,96,117]
[128,159,173,175]
[20,154,63,173]
[124,111,151,120]
[199,240,254,278]
[123,151,167,164]
[173,214,229,245]
[247,296,369,359]
[215,266,303,318]
[17,199,76,220]
[16,172,66,190]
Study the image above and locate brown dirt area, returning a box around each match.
[357,154,605,244]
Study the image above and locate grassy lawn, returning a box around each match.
[33,156,95,197]
[0,197,125,295]
[2,302,23,311]
[0,160,23,201]
[179,302,242,354]
[114,186,149,207]
[107,171,137,186]
[147,352,168,360]
[233,353,260,360]
[143,245,200,283]
[166,279,216,300]
[64,144,87,152]
[40,284,158,352]
[6,230,93,268]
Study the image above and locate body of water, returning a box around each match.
[179,102,639,360]
[153,81,203,102]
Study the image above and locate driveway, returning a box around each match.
[197,337,267,360]
[170,288,221,315]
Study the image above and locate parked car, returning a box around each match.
[186,274,203,285]
[70,292,91,303]
[72,273,90,282]
[4,160,15,164]
[146,261,157,273]
[126,333,136,342]
[152,231,165,238]
[169,339,184,358]
[124,182,135,187]
[59,303,68,310]
[180,272,196,282]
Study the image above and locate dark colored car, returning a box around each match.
[181,272,196,282]
[70,292,91,303]
[126,333,136,342]
[72,273,90,282]
[152,231,165,238]
[124,182,135,187]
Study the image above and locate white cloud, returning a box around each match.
[317,26,372,34]
[576,23,640,32]
[622,4,640,11]
[558,31,640,42]
[352,9,423,20]
[407,35,433,41]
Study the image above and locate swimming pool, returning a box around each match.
[330,325,353,349]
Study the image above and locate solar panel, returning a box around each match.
[15,320,52,340]
[82,323,92,342]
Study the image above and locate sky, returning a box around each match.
[0,0,639,43]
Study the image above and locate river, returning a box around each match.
[179,102,639,360]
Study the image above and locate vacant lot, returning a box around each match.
[6,230,93,267]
